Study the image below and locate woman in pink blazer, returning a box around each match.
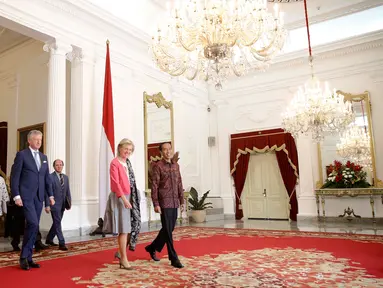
[105,138,134,270]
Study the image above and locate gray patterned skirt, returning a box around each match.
[103,192,131,234]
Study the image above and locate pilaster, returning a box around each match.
[43,40,72,170]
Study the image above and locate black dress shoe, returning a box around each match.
[46,240,58,246]
[145,245,160,261]
[19,258,30,271]
[171,260,184,269]
[12,245,21,252]
[59,245,68,251]
[35,241,48,252]
[28,261,40,268]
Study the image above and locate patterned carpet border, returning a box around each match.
[1,226,382,268]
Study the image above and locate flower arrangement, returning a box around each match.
[321,160,371,189]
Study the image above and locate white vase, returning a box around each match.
[190,210,206,223]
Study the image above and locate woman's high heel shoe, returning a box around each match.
[119,260,133,270]
[114,252,121,260]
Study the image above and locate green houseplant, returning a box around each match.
[188,187,213,223]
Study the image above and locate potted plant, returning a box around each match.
[188,187,213,223]
[321,160,371,189]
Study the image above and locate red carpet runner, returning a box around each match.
[1,227,383,287]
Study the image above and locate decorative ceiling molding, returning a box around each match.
[1,0,381,100]
[221,58,383,99]
[151,0,380,30]
[267,0,302,2]
[0,38,37,59]
[286,0,383,30]
[262,30,383,71]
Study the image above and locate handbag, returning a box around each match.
[65,195,71,210]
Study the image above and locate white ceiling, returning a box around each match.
[150,0,381,29]
[0,0,381,56]
[0,26,31,55]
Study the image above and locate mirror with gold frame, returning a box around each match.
[317,90,382,188]
[143,91,174,190]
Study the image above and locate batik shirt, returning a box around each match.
[151,159,184,209]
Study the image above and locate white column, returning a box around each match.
[215,100,234,215]
[207,102,220,197]
[66,47,84,202]
[5,75,20,174]
[43,40,72,169]
[296,134,318,218]
[169,80,183,153]
[131,70,151,222]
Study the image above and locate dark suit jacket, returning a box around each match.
[11,148,52,203]
[47,172,71,210]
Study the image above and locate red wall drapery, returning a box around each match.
[230,128,299,221]
[147,142,162,162]
[0,122,7,174]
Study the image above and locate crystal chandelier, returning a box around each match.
[336,125,372,170]
[281,77,354,142]
[281,0,354,142]
[150,0,287,90]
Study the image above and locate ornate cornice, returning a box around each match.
[271,31,383,69]
[66,47,83,63]
[221,58,383,99]
[40,0,77,16]
[43,40,72,56]
[285,0,382,30]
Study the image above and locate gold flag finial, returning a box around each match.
[106,39,110,45]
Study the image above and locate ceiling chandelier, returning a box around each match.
[336,125,372,170]
[281,0,354,142]
[150,0,287,90]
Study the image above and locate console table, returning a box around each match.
[315,188,383,223]
[145,190,190,228]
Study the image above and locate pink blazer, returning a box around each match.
[110,158,131,198]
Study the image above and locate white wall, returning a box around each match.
[211,34,383,217]
[0,40,49,173]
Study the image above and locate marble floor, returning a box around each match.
[1,218,382,252]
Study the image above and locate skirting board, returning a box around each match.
[297,215,383,225]
[224,214,235,220]
[40,225,98,238]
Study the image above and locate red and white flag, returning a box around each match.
[99,41,115,217]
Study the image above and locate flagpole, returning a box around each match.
[98,38,115,218]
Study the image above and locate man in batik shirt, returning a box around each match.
[145,142,184,268]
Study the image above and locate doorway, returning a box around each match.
[241,151,289,220]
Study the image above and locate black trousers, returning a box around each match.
[149,208,178,261]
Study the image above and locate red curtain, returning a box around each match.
[147,142,162,162]
[0,122,7,174]
[230,128,299,221]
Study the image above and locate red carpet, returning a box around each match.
[1,227,383,287]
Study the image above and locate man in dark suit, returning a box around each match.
[11,130,54,270]
[7,165,48,252]
[45,159,70,251]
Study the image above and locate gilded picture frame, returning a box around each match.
[17,122,46,153]
[317,91,382,188]
[143,92,174,190]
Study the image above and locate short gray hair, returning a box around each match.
[117,138,135,156]
[27,130,43,140]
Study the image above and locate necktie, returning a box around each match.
[33,151,41,171]
[59,174,64,188]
